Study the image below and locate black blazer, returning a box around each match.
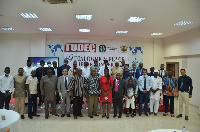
[53,67,62,77]
[112,79,126,97]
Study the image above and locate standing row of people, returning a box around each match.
[0,59,193,121]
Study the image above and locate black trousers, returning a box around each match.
[164,96,174,114]
[163,95,167,105]
[28,94,37,116]
[73,96,83,116]
[0,91,11,110]
[113,92,123,116]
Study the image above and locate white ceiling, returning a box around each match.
[0,0,200,38]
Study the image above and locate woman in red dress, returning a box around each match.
[100,67,113,119]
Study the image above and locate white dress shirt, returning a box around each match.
[0,75,14,93]
[23,66,35,77]
[54,68,58,76]
[150,76,162,100]
[98,65,112,78]
[138,75,152,91]
[25,76,38,94]
[81,66,90,79]
[159,70,165,78]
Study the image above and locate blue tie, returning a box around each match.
[65,77,68,90]
[144,77,146,90]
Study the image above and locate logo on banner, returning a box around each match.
[99,45,106,52]
[120,45,128,53]
[107,47,117,50]
[64,43,96,52]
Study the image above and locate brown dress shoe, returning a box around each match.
[79,115,84,117]
[185,116,189,120]
[74,116,78,119]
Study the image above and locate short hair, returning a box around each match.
[40,60,45,63]
[132,63,137,66]
[31,70,36,73]
[142,69,147,72]
[181,69,186,71]
[125,64,129,67]
[62,69,68,72]
[19,68,23,70]
[128,79,133,82]
[47,69,52,72]
[52,61,57,64]
[5,67,10,70]
[116,73,121,75]
[27,60,32,63]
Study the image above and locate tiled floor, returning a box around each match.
[20,99,200,132]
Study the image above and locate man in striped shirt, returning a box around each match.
[68,69,86,119]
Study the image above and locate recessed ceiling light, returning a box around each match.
[116,31,128,33]
[174,21,193,25]
[151,33,163,35]
[76,15,92,20]
[39,28,52,31]
[79,29,90,32]
[0,27,14,30]
[20,13,38,18]
[128,17,145,22]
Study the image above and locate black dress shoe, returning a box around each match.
[139,113,142,116]
[134,113,136,116]
[33,114,40,117]
[67,114,71,117]
[118,116,121,118]
[176,114,182,118]
[45,115,49,119]
[21,115,25,119]
[28,116,33,119]
[185,116,189,120]
[94,114,99,117]
[106,116,109,119]
[145,113,148,116]
[113,115,117,118]
[61,114,65,117]
[89,116,94,118]
[53,113,59,117]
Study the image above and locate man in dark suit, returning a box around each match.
[36,60,47,106]
[135,62,145,79]
[113,73,126,118]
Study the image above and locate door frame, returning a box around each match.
[166,62,179,77]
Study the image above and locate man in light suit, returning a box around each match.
[57,69,72,118]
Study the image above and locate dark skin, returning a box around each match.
[128,71,133,77]
[150,67,154,74]
[40,62,45,67]
[100,69,113,117]
[94,60,98,66]
[160,65,164,70]
[116,74,120,80]
[84,62,88,67]
[53,61,57,68]
[26,70,36,99]
[121,60,125,66]
[104,62,108,67]
[4,69,11,97]
[142,70,148,93]
[151,72,159,93]
[18,69,24,76]
[27,62,32,67]
[73,63,77,69]
[64,60,68,66]
[139,63,143,69]
[115,62,119,67]
[47,61,51,65]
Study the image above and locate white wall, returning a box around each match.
[0,33,164,76]
[163,27,200,107]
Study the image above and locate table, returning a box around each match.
[0,109,22,132]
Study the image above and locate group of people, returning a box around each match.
[0,59,193,120]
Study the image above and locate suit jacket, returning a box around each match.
[158,70,168,78]
[57,75,72,97]
[40,75,58,101]
[36,67,47,82]
[53,67,62,77]
[112,79,126,97]
[135,68,145,79]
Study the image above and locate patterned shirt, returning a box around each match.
[84,75,100,96]
[68,76,86,97]
[13,75,27,98]
[162,76,178,96]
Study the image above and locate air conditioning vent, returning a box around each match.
[41,0,77,4]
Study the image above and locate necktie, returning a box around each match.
[133,71,135,77]
[144,77,146,90]
[65,77,68,90]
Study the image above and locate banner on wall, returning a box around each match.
[46,39,143,68]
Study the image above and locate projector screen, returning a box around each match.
[28,57,59,68]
